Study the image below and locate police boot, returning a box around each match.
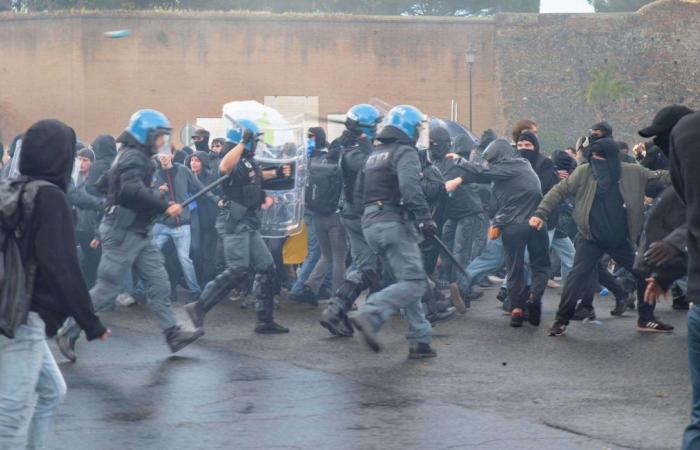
[255,310,290,334]
[408,342,437,359]
[320,302,354,337]
[164,325,203,353]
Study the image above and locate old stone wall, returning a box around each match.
[0,0,697,150]
[494,0,700,150]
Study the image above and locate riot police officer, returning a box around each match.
[319,104,384,337]
[185,119,289,334]
[57,109,203,360]
[348,105,436,359]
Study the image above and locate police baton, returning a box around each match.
[181,174,229,209]
[431,234,470,279]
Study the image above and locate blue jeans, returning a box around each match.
[684,306,700,449]
[458,236,505,294]
[0,313,67,449]
[291,215,331,295]
[153,223,201,295]
[548,229,575,285]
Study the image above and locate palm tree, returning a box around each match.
[579,64,634,120]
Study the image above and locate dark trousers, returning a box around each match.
[75,231,101,289]
[501,223,550,310]
[555,237,655,325]
[193,228,218,286]
[579,262,627,308]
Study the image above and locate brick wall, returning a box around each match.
[0,0,697,151]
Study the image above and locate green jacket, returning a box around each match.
[534,163,669,243]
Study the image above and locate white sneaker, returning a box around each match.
[116,293,136,307]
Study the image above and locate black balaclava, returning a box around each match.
[194,130,210,153]
[429,126,451,161]
[19,119,77,192]
[516,130,540,167]
[588,138,621,195]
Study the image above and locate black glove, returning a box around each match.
[418,219,438,237]
[241,129,256,146]
[644,241,682,266]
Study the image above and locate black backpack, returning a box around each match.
[305,154,343,215]
[0,177,53,338]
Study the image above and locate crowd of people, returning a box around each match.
[1,101,699,449]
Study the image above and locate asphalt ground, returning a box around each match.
[50,284,690,450]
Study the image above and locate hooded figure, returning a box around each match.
[17,119,107,337]
[86,134,117,196]
[193,129,210,153]
[452,134,474,159]
[185,150,220,286]
[450,138,549,327]
[307,126,328,159]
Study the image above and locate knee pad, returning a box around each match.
[335,280,363,304]
[254,266,279,300]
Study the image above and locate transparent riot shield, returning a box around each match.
[255,121,307,238]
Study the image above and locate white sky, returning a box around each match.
[540,0,595,13]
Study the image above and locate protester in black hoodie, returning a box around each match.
[447,138,550,328]
[0,119,108,449]
[85,134,117,197]
[186,151,220,285]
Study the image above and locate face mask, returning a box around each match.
[306,137,316,157]
[653,131,671,156]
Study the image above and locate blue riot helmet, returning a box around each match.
[226,127,242,144]
[125,109,171,154]
[226,118,262,156]
[345,104,383,140]
[386,105,427,145]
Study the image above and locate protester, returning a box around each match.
[292,127,345,305]
[530,137,673,336]
[185,151,220,286]
[153,146,209,301]
[68,147,103,288]
[0,119,109,449]
[446,138,550,328]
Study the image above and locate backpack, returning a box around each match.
[304,154,343,215]
[0,177,53,338]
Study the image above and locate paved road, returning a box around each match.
[50,285,690,450]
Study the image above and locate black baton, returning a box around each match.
[431,234,470,278]
[181,174,229,208]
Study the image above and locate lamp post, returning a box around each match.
[466,46,477,131]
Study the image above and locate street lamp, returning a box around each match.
[466,46,477,131]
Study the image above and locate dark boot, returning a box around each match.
[185,301,206,330]
[349,312,381,353]
[320,302,354,337]
[610,293,629,316]
[164,325,203,353]
[255,310,290,334]
[496,286,508,303]
[526,298,542,327]
[408,342,437,359]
